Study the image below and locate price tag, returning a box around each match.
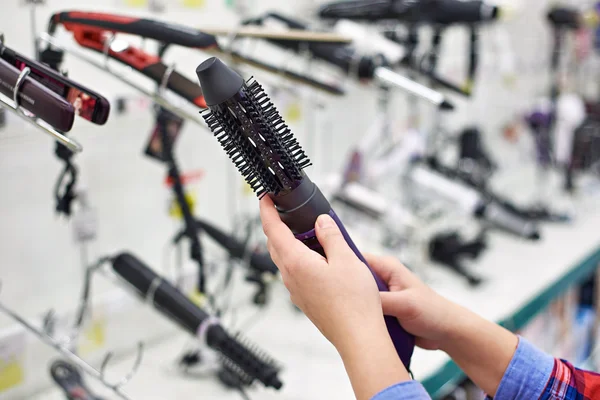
[78,318,106,356]
[168,192,196,219]
[0,330,26,393]
[188,290,206,308]
[182,0,205,7]
[124,0,147,6]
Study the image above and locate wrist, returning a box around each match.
[337,319,411,400]
[438,303,480,354]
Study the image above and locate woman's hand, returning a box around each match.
[259,196,387,351]
[259,197,410,400]
[365,253,466,351]
[366,254,518,397]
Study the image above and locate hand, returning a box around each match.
[259,197,387,351]
[368,254,518,397]
[260,197,410,400]
[366,254,466,351]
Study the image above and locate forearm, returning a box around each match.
[338,324,411,400]
[440,305,518,397]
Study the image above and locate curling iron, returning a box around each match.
[244,13,453,109]
[319,0,500,25]
[408,162,541,240]
[333,180,418,229]
[426,157,572,223]
[197,57,416,368]
[111,252,283,389]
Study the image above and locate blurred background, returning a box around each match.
[0,0,599,399]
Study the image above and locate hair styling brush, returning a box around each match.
[50,360,104,400]
[196,57,415,368]
[319,0,500,25]
[0,58,75,132]
[111,252,282,389]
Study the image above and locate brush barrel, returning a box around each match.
[272,176,415,368]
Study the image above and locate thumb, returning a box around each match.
[380,291,420,321]
[315,214,353,260]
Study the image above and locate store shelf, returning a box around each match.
[422,245,600,399]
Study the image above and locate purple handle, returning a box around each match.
[295,210,415,368]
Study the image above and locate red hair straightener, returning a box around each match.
[46,12,211,109]
[46,11,345,97]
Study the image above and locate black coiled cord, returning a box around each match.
[54,141,78,217]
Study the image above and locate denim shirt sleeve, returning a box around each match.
[490,337,555,400]
[371,381,431,400]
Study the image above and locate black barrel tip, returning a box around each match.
[440,99,455,111]
[196,57,245,106]
[528,231,541,241]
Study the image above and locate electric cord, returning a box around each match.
[53,141,78,217]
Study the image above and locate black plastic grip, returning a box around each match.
[194,218,278,275]
[112,253,209,334]
[319,0,401,21]
[51,11,219,49]
[319,0,498,24]
[434,0,497,24]
[0,59,75,132]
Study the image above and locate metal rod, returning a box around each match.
[0,98,83,152]
[374,67,445,107]
[38,33,207,129]
[0,298,136,400]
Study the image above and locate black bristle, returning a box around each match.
[201,77,311,197]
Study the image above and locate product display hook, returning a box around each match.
[0,281,142,400]
[0,35,82,152]
[37,32,207,128]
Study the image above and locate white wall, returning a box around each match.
[0,0,586,397]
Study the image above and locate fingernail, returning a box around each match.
[317,214,334,229]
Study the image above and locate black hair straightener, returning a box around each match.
[45,11,345,97]
[0,42,110,125]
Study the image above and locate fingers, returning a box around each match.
[259,197,303,255]
[365,253,416,290]
[315,214,354,261]
[380,291,420,321]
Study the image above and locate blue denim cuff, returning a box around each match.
[492,336,555,400]
[372,381,431,400]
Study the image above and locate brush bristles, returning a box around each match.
[201,78,311,197]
